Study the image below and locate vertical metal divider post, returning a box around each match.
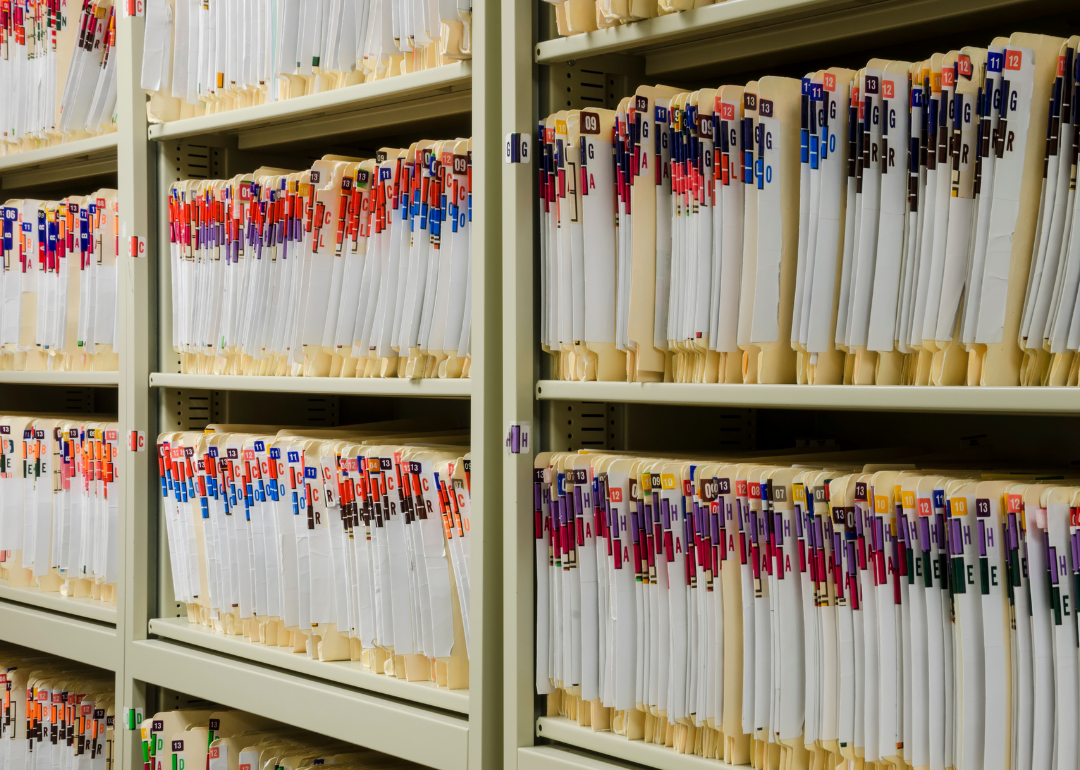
[472,0,504,767]
[503,0,539,767]
[117,8,156,765]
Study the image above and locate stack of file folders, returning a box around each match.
[0,0,118,153]
[140,0,472,123]
[0,416,120,607]
[539,32,1080,386]
[139,708,427,770]
[166,144,471,378]
[534,448,1080,770]
[1,191,120,372]
[158,420,471,689]
[0,646,114,770]
[542,0,714,37]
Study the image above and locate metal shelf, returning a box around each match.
[0,133,118,172]
[534,0,1069,78]
[520,746,641,770]
[535,718,737,770]
[0,579,117,624]
[147,62,472,150]
[150,372,471,398]
[0,370,119,386]
[535,380,1080,415]
[0,597,119,670]
[129,637,470,770]
[149,617,469,714]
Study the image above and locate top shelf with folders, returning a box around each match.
[534,0,1073,79]
[146,63,473,151]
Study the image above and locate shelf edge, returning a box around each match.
[0,599,119,670]
[148,617,469,714]
[130,639,469,770]
[150,372,472,398]
[148,62,473,142]
[534,381,1080,414]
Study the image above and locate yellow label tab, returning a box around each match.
[950,497,968,516]
[793,485,806,504]
[555,119,569,135]
[901,491,916,509]
[874,494,889,514]
[660,473,677,490]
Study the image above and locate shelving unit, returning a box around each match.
[124,4,502,770]
[0,42,126,770]
[1,4,500,770]
[8,1,1071,769]
[507,2,1080,770]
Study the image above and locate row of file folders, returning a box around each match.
[0,647,115,770]
[139,0,472,123]
[0,0,117,152]
[158,420,471,689]
[138,707,429,770]
[533,449,1080,770]
[540,32,1080,387]
[167,143,471,378]
[0,192,120,372]
[0,415,120,605]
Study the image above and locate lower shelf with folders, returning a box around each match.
[129,636,469,770]
[148,616,469,714]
